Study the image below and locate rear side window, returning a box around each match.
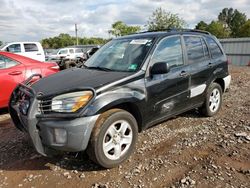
[75,48,82,53]
[151,36,184,68]
[184,36,205,64]
[205,37,223,58]
[6,44,21,53]
[24,43,38,52]
[0,55,19,69]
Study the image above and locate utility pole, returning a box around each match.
[75,23,78,46]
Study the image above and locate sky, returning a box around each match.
[0,0,250,42]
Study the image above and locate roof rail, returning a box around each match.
[136,28,211,35]
[168,28,211,35]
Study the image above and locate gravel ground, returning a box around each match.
[0,65,249,188]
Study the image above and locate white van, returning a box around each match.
[48,48,84,60]
[0,42,45,62]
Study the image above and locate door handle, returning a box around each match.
[8,71,22,75]
[37,53,41,55]
[179,71,188,77]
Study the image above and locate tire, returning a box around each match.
[64,60,76,69]
[200,82,223,117]
[87,109,138,168]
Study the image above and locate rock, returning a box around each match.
[80,173,85,178]
[190,179,196,185]
[235,132,247,137]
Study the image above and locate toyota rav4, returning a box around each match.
[9,30,231,168]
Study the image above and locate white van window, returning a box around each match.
[69,49,74,54]
[59,49,67,54]
[6,44,21,53]
[24,43,38,52]
[0,55,19,69]
[75,48,82,53]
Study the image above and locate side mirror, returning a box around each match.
[150,62,170,75]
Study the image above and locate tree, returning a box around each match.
[0,41,2,46]
[218,8,247,37]
[41,33,109,49]
[195,21,208,31]
[230,9,247,37]
[206,21,230,38]
[218,8,234,29]
[108,21,141,37]
[238,20,250,37]
[147,7,186,31]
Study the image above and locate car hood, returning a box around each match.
[31,68,133,98]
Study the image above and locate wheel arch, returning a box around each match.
[213,78,225,92]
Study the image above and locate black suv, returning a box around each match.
[9,30,231,168]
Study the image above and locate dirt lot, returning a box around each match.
[0,66,249,188]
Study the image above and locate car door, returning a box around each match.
[4,43,22,55]
[0,55,25,108]
[23,43,42,61]
[183,35,212,104]
[145,35,190,123]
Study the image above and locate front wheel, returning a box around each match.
[200,82,223,117]
[87,109,138,168]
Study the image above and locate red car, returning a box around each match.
[0,51,59,108]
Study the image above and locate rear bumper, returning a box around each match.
[223,75,231,92]
[9,84,99,156]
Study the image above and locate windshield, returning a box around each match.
[84,38,154,72]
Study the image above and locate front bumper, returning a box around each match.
[9,84,99,156]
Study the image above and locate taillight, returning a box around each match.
[49,65,60,70]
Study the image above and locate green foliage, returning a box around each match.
[195,21,208,31]
[0,41,2,46]
[147,7,186,31]
[206,21,230,38]
[41,33,109,49]
[196,7,248,38]
[218,8,247,37]
[108,21,141,37]
[238,20,250,37]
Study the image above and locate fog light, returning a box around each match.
[54,128,67,144]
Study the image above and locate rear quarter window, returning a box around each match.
[24,43,38,52]
[205,37,223,58]
[0,55,19,69]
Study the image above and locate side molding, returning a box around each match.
[190,84,206,98]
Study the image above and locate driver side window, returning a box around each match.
[151,36,184,68]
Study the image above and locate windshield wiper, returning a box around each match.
[87,66,113,71]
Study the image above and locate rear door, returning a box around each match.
[183,35,211,103]
[145,35,190,123]
[23,43,43,61]
[0,55,25,108]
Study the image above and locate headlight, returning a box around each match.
[51,91,93,112]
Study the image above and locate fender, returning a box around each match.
[84,87,146,116]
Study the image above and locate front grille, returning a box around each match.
[38,99,52,114]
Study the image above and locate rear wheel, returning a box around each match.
[87,109,138,168]
[200,82,222,117]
